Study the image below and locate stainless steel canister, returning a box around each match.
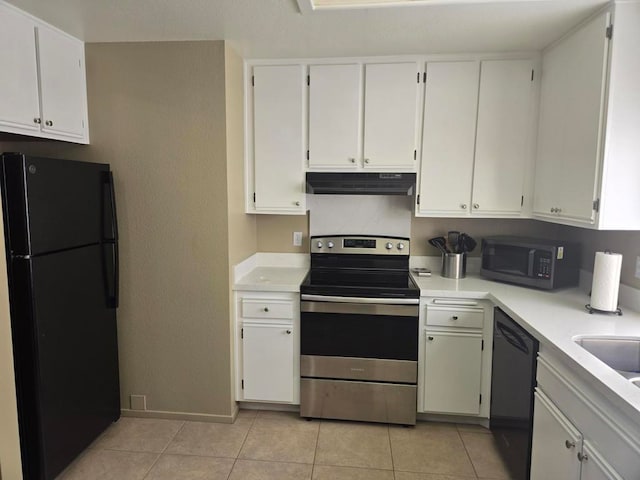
[442,253,466,279]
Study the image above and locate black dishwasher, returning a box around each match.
[490,307,539,480]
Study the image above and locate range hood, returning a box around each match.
[306,172,416,195]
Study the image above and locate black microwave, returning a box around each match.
[480,236,580,290]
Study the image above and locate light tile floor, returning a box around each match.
[56,410,512,480]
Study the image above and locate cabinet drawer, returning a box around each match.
[241,298,294,320]
[426,307,483,329]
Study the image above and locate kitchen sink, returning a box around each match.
[573,336,640,388]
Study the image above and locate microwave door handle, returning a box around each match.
[527,249,536,277]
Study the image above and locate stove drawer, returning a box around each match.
[426,306,484,329]
[301,355,417,383]
[241,298,294,320]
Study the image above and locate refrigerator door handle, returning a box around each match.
[102,172,119,308]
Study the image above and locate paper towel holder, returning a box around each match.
[585,249,623,315]
[585,303,622,315]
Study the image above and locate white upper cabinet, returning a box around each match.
[418,61,479,216]
[250,64,306,214]
[533,11,609,226]
[472,59,534,216]
[308,64,361,169]
[0,2,89,143]
[37,26,87,139]
[363,62,420,170]
[534,3,640,229]
[0,3,40,132]
[417,58,535,218]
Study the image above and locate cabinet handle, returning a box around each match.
[473,203,479,209]
[452,316,458,320]
[45,120,53,127]
[286,329,292,334]
[295,201,300,206]
[263,307,269,312]
[33,117,41,124]
[364,158,370,164]
[577,452,588,462]
[427,336,434,341]
[565,440,576,449]
[348,158,356,163]
[460,204,467,210]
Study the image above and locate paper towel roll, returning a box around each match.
[591,251,623,312]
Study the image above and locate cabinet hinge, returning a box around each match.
[252,193,255,204]
[593,198,600,212]
[307,75,310,86]
[251,76,255,87]
[606,25,613,39]
[417,194,420,205]
[417,72,420,83]
[241,379,244,389]
[481,339,484,351]
[479,394,482,404]
[423,71,426,83]
[306,150,310,160]
[413,150,417,160]
[531,69,534,81]
[521,195,524,207]
[241,327,244,339]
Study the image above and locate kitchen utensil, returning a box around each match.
[442,252,466,278]
[447,231,460,253]
[462,234,477,253]
[429,236,449,254]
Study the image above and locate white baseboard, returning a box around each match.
[121,408,236,424]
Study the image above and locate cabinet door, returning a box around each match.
[418,61,479,215]
[0,4,40,132]
[530,390,582,480]
[533,12,610,224]
[423,331,482,415]
[363,62,419,169]
[242,323,294,403]
[252,65,305,212]
[472,59,533,216]
[37,25,87,139]
[580,441,624,480]
[308,64,361,169]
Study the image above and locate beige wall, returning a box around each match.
[0,40,238,419]
[256,214,309,253]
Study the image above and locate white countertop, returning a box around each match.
[412,273,640,423]
[233,266,308,292]
[232,254,640,423]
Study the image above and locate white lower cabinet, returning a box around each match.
[419,298,493,417]
[423,331,482,415]
[532,353,632,480]
[235,292,300,404]
[242,322,294,403]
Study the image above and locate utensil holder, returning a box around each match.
[442,253,466,279]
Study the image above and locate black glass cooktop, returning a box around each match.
[300,268,419,299]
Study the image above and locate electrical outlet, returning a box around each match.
[635,256,640,279]
[293,231,303,247]
[130,394,147,411]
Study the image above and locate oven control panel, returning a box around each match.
[311,236,410,255]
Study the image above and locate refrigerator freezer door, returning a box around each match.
[10,245,120,479]
[1,154,113,256]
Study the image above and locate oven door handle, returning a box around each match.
[301,294,419,305]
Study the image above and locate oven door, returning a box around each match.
[300,296,418,362]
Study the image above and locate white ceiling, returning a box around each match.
[5,0,608,58]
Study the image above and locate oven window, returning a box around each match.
[483,245,531,277]
[301,312,417,361]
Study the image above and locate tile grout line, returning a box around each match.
[140,420,186,480]
[387,423,396,479]
[310,419,322,480]
[457,428,480,479]
[225,410,259,480]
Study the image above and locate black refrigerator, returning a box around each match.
[1,153,121,480]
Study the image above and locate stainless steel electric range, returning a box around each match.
[299,235,419,425]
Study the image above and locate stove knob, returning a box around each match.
[385,242,393,250]
[397,242,405,250]
[316,241,323,249]
[327,241,335,249]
